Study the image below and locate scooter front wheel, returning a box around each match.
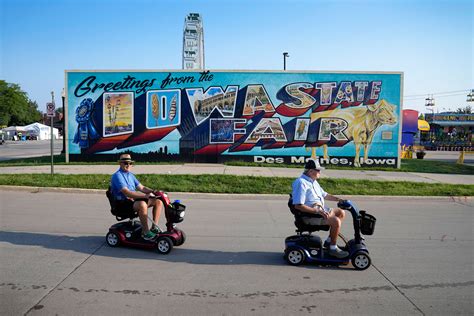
[351,252,371,270]
[156,236,173,254]
[285,248,305,266]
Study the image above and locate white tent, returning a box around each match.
[24,122,59,140]
[2,126,27,140]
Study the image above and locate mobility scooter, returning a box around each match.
[105,189,186,254]
[284,197,376,270]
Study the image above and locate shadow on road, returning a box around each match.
[1,231,333,268]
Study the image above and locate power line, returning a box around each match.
[404,89,470,99]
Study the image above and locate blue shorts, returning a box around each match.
[115,198,148,214]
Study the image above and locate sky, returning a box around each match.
[1,0,472,115]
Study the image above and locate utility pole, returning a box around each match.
[61,88,65,155]
[49,91,56,175]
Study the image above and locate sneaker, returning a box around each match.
[142,231,157,241]
[323,240,331,248]
[329,247,349,258]
[150,225,162,234]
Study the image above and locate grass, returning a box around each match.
[400,159,474,174]
[0,174,472,196]
[0,154,179,166]
[0,153,471,196]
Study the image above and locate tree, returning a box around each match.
[27,100,42,123]
[0,80,42,126]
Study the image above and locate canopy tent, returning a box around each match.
[2,126,27,132]
[24,122,59,140]
[1,126,27,140]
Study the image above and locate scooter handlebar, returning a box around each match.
[337,199,353,209]
[153,190,171,206]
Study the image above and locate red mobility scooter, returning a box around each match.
[105,189,186,254]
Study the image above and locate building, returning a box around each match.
[422,112,473,150]
[182,13,205,70]
[40,112,63,136]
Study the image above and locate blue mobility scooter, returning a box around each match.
[284,196,376,270]
[105,189,186,254]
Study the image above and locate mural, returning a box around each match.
[66,70,402,167]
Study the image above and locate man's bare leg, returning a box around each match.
[151,199,163,225]
[135,201,150,233]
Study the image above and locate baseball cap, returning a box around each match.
[304,158,324,171]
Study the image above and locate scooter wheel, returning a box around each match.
[106,232,120,247]
[351,252,371,270]
[285,248,305,266]
[156,236,173,254]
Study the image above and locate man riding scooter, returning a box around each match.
[291,158,349,258]
[110,154,163,240]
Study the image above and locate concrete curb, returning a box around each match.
[0,185,472,202]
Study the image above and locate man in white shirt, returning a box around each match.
[292,158,349,258]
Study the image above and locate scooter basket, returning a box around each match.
[165,202,186,223]
[359,210,376,235]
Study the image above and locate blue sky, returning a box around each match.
[1,0,472,114]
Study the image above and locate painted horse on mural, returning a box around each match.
[310,99,398,167]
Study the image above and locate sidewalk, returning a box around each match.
[1,163,472,185]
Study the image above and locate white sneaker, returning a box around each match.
[329,247,349,258]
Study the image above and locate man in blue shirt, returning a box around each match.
[110,154,163,240]
[292,158,349,258]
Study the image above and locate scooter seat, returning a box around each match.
[106,187,138,221]
[288,195,330,233]
[294,216,330,233]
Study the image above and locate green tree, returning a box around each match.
[27,100,42,123]
[0,80,42,126]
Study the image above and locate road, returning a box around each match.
[0,140,63,161]
[1,189,472,315]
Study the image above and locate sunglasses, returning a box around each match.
[121,162,133,166]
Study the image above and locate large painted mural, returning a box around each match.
[65,70,403,167]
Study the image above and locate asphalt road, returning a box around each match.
[1,189,472,315]
[0,140,63,161]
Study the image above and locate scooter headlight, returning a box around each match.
[179,211,185,218]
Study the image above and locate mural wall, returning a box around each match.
[66,70,403,167]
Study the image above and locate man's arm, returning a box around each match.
[120,187,152,200]
[292,179,326,217]
[325,194,343,202]
[136,183,154,194]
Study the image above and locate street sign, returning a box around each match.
[47,102,55,117]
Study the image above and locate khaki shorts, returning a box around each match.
[301,206,333,225]
[302,217,327,225]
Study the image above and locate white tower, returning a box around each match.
[182,13,205,70]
